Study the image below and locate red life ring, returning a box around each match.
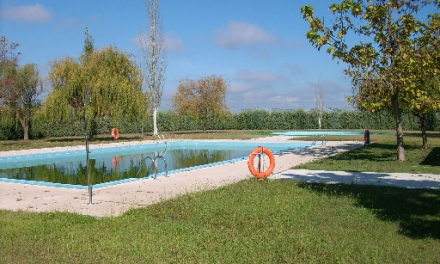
[247,146,275,179]
[112,156,121,166]
[111,128,120,140]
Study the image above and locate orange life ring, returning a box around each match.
[112,156,121,166]
[247,146,275,179]
[111,128,120,140]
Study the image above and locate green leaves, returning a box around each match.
[327,46,335,54]
[0,37,43,140]
[301,0,440,161]
[301,0,439,114]
[172,75,228,132]
[38,45,148,136]
[300,5,314,20]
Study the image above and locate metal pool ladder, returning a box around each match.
[135,134,168,179]
[312,134,326,146]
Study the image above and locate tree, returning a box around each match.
[43,46,148,133]
[0,36,20,115]
[15,64,43,140]
[411,77,440,149]
[139,0,167,136]
[0,37,42,140]
[406,32,440,149]
[301,0,440,161]
[314,81,325,129]
[81,27,94,64]
[354,22,440,149]
[39,30,148,137]
[172,75,229,132]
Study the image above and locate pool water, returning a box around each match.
[273,131,365,136]
[0,141,310,189]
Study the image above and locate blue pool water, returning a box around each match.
[0,141,311,189]
[273,131,365,136]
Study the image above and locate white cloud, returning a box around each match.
[269,96,299,103]
[164,33,185,52]
[214,21,278,49]
[229,82,253,93]
[226,69,293,110]
[235,69,283,83]
[1,4,51,23]
[226,87,302,111]
[304,80,352,109]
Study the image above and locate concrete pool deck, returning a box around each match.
[1,136,439,217]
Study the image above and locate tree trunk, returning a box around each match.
[153,108,158,136]
[392,93,405,161]
[318,118,322,130]
[19,117,29,140]
[420,114,428,149]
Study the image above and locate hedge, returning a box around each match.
[1,109,439,140]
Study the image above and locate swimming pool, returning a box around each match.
[272,131,365,136]
[0,141,311,189]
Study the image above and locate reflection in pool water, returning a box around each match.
[0,141,310,188]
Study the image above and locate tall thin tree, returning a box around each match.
[139,0,167,136]
[81,27,94,64]
[314,81,325,129]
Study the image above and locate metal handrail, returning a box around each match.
[135,137,169,179]
[140,155,168,179]
[312,134,326,146]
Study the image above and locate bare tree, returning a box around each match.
[139,0,167,136]
[315,81,325,129]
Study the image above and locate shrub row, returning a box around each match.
[1,109,439,140]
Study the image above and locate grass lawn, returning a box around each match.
[0,130,269,152]
[1,130,440,263]
[295,130,440,174]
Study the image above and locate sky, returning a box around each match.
[0,0,378,112]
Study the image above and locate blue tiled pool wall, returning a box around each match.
[0,141,311,189]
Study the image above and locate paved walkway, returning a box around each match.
[271,169,440,189]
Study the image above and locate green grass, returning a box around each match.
[295,131,440,174]
[1,179,439,263]
[1,130,440,263]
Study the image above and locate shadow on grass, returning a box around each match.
[421,147,440,167]
[315,143,422,164]
[405,132,440,138]
[297,182,440,240]
[321,143,396,163]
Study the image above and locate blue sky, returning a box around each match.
[0,0,358,112]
